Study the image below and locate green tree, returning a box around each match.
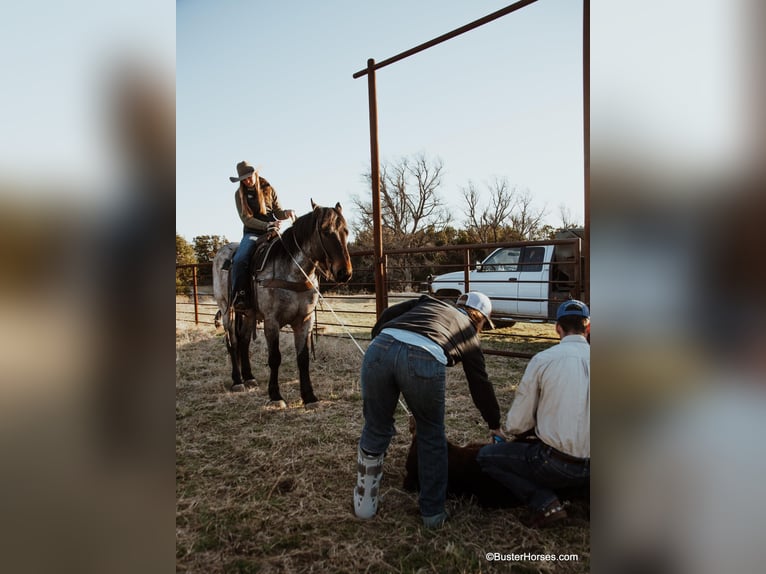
[193,235,228,285]
[176,233,197,294]
[193,235,228,264]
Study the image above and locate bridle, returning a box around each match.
[292,231,332,281]
[288,209,343,282]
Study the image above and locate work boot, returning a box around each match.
[523,498,568,528]
[353,447,384,519]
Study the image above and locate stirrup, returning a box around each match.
[354,447,384,519]
[231,290,251,311]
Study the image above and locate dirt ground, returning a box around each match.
[176,321,589,573]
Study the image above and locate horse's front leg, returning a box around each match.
[263,320,285,406]
[238,312,256,387]
[223,312,244,391]
[293,318,318,406]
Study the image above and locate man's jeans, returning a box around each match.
[477,441,589,511]
[359,333,447,518]
[230,233,260,296]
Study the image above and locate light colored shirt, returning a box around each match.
[380,328,448,365]
[505,334,590,458]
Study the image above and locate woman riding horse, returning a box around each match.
[213,201,352,406]
[228,160,296,311]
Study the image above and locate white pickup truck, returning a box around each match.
[427,236,583,326]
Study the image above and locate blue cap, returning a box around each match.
[556,299,590,320]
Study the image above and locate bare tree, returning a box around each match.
[510,188,548,240]
[463,177,517,243]
[463,181,481,237]
[558,203,580,229]
[353,153,452,248]
[352,153,453,291]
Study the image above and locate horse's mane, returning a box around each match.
[272,208,318,258]
[287,208,318,241]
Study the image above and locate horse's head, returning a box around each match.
[308,200,353,284]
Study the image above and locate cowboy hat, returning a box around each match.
[229,160,256,183]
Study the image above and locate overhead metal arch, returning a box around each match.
[354,0,589,316]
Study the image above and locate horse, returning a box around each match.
[212,201,352,406]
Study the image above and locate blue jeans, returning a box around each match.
[230,233,260,295]
[477,441,589,511]
[359,333,447,518]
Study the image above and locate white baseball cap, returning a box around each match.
[457,291,495,329]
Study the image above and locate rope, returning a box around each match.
[273,226,365,356]
[273,224,412,417]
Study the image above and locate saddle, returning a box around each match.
[223,233,315,305]
[222,233,277,273]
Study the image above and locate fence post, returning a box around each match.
[582,0,590,306]
[366,58,389,318]
[463,249,472,292]
[192,265,199,324]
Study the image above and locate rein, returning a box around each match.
[254,215,329,292]
[292,232,331,281]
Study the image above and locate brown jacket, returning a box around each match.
[234,176,289,235]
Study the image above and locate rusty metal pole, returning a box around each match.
[192,265,199,324]
[366,58,388,317]
[582,0,590,306]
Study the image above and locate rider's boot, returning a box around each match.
[230,276,252,312]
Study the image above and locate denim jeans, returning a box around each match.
[359,333,447,518]
[230,233,260,294]
[477,441,589,512]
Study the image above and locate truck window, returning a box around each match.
[482,248,520,272]
[520,247,545,272]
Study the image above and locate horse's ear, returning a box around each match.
[335,202,343,213]
[311,198,318,210]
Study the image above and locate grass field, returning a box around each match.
[176,318,589,573]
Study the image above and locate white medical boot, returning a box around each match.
[354,446,384,519]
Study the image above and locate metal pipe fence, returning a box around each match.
[177,239,581,358]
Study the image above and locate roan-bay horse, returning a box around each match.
[213,201,352,407]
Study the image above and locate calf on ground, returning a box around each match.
[402,430,590,510]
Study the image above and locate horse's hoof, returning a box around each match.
[268,400,287,409]
[231,384,246,393]
[304,400,321,410]
[243,379,257,388]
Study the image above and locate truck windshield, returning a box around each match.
[481,248,521,272]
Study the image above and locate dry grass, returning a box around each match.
[176,320,589,573]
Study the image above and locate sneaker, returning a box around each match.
[524,499,568,528]
[353,447,384,519]
[422,511,449,529]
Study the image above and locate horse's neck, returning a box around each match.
[284,234,318,279]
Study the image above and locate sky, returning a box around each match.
[176,0,585,242]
